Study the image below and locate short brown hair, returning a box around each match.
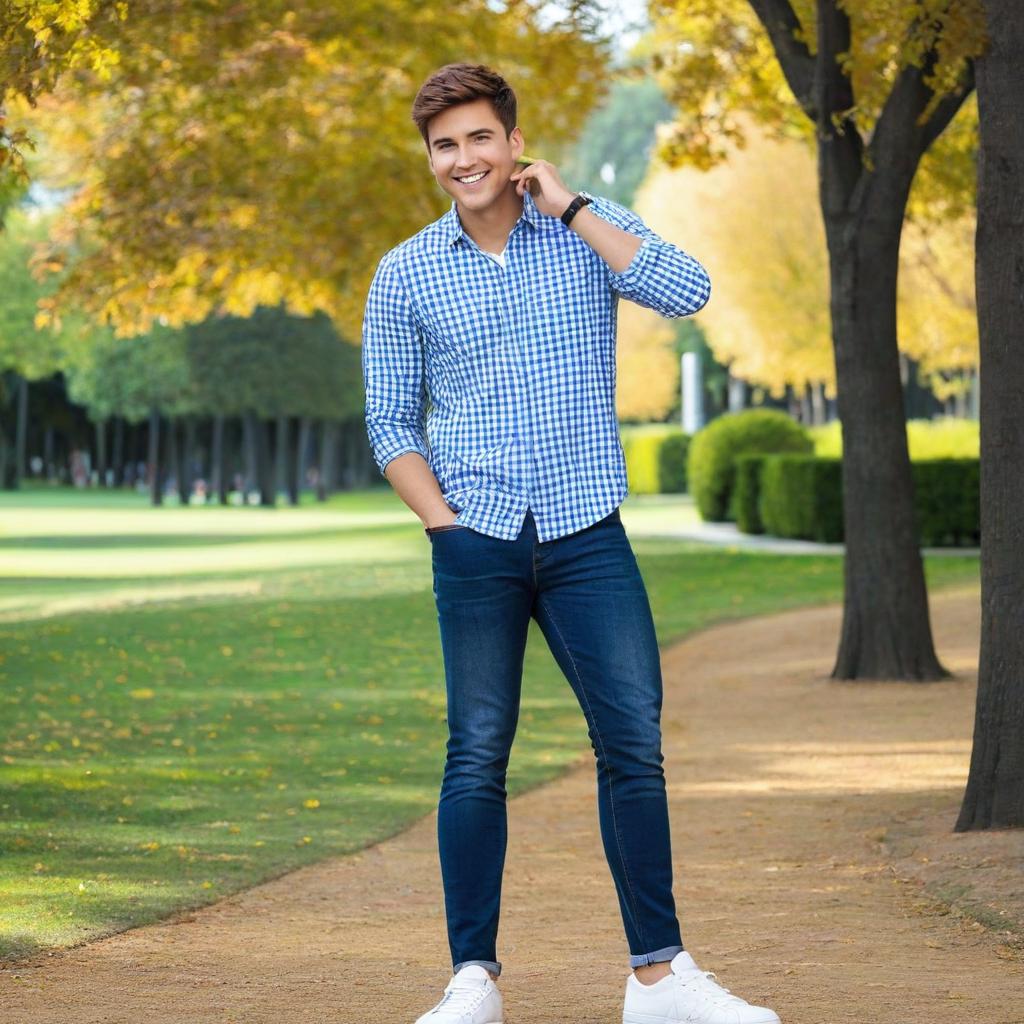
[411,63,517,146]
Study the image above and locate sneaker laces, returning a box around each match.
[428,980,487,1017]
[676,969,746,1007]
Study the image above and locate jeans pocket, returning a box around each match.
[425,524,469,536]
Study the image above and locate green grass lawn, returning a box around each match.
[0,487,980,960]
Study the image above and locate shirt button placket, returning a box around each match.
[500,234,540,510]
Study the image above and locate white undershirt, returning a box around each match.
[484,248,507,268]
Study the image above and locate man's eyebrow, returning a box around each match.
[431,128,495,148]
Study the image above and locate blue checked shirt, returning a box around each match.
[362,189,711,542]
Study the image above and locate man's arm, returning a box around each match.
[574,197,711,318]
[510,163,711,318]
[362,253,457,529]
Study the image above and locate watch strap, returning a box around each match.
[561,192,593,227]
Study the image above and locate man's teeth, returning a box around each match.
[456,172,487,184]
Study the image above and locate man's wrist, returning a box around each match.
[561,190,594,227]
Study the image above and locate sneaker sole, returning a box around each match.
[625,1013,780,1024]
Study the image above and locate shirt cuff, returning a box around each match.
[376,439,430,477]
[607,236,654,293]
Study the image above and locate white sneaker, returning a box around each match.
[413,965,503,1024]
[623,951,780,1024]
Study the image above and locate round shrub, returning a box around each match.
[687,409,813,522]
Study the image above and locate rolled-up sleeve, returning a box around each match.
[589,196,711,318]
[361,251,430,477]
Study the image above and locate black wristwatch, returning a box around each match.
[561,190,594,227]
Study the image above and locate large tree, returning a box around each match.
[8,0,609,342]
[956,0,1023,831]
[651,0,983,679]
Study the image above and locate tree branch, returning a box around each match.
[747,0,817,120]
[814,0,865,215]
[866,45,975,212]
[918,59,976,159]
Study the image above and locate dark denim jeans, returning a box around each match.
[427,506,684,977]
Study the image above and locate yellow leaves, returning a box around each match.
[219,645,233,657]
[303,798,320,809]
[631,121,832,397]
[138,840,160,851]
[129,688,155,699]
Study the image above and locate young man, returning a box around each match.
[362,63,781,1024]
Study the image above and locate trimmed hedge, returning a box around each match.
[733,454,766,534]
[745,455,979,547]
[619,425,688,495]
[760,456,844,542]
[688,410,813,522]
[913,459,981,546]
[658,433,690,493]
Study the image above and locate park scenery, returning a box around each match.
[1,2,1022,1023]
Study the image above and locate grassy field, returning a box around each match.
[0,487,980,960]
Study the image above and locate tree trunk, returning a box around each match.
[246,411,275,507]
[286,416,300,506]
[148,408,163,506]
[44,425,55,482]
[297,416,312,494]
[242,413,257,495]
[274,413,288,499]
[316,419,338,501]
[166,416,185,504]
[827,208,948,680]
[956,0,1024,830]
[14,373,28,488]
[181,415,197,502]
[95,419,108,487]
[211,415,228,504]
[111,416,125,486]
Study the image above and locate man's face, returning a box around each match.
[426,98,524,213]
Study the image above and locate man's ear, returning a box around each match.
[510,126,525,160]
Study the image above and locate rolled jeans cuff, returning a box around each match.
[629,944,684,968]
[454,958,502,978]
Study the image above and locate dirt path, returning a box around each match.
[3,589,1022,1023]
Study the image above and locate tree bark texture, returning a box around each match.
[956,0,1024,830]
[827,212,946,680]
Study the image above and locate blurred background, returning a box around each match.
[0,0,995,962]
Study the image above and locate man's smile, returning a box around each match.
[453,170,489,186]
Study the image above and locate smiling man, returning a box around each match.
[361,63,779,1024]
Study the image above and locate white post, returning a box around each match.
[681,351,705,434]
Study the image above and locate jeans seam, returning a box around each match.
[535,593,647,953]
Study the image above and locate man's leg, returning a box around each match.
[531,508,684,971]
[430,522,535,979]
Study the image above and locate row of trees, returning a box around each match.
[0,205,367,503]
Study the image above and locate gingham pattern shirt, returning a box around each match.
[362,189,711,542]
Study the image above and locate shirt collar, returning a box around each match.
[442,189,556,248]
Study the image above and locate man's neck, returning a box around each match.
[456,185,524,255]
